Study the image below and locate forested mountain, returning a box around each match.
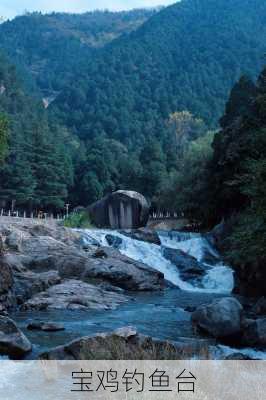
[0,54,74,211]
[0,0,266,212]
[52,0,266,145]
[162,63,266,294]
[0,9,156,99]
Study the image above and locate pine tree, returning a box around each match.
[29,120,69,210]
[220,75,257,129]
[0,114,8,163]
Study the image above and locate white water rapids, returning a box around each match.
[80,229,234,294]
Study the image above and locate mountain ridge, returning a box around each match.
[51,0,266,144]
[0,8,157,96]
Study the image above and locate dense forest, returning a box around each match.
[52,0,266,143]
[0,9,156,98]
[0,54,73,211]
[163,65,266,293]
[0,0,265,218]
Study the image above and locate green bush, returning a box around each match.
[63,211,93,229]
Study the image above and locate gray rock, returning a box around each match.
[82,247,165,291]
[22,279,129,311]
[9,232,164,292]
[242,318,266,346]
[0,256,14,294]
[13,270,61,304]
[0,256,15,311]
[5,231,23,251]
[39,327,210,360]
[119,229,161,245]
[27,321,65,332]
[0,316,32,359]
[192,297,243,338]
[162,247,205,279]
[105,234,123,249]
[77,235,100,249]
[28,224,81,246]
[88,190,149,229]
[97,282,125,294]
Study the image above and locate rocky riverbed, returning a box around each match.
[0,219,266,360]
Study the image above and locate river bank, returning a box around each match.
[0,219,265,360]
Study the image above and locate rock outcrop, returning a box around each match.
[0,316,32,359]
[88,190,149,229]
[0,256,14,295]
[82,247,164,291]
[22,280,129,311]
[19,240,164,291]
[13,270,61,305]
[0,219,165,314]
[0,254,15,311]
[162,247,205,280]
[40,326,212,360]
[192,297,243,338]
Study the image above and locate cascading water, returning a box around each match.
[80,229,234,294]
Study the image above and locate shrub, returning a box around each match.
[63,211,93,229]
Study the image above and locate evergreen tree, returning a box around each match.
[0,53,73,211]
[220,75,256,128]
[139,139,168,203]
[0,114,8,163]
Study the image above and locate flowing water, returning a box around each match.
[9,229,266,359]
[81,229,234,293]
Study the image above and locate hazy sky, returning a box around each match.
[0,1,176,20]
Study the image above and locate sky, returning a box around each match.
[0,0,176,20]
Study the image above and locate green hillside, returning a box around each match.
[0,9,156,97]
[52,0,266,145]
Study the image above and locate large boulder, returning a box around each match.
[242,318,266,346]
[40,326,211,360]
[88,190,149,229]
[49,247,162,292]
[192,297,243,338]
[162,247,205,280]
[0,316,32,359]
[13,270,61,305]
[82,247,165,291]
[5,231,23,251]
[22,279,129,311]
[8,233,164,292]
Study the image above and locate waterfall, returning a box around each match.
[80,229,234,294]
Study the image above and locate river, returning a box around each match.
[8,229,265,359]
